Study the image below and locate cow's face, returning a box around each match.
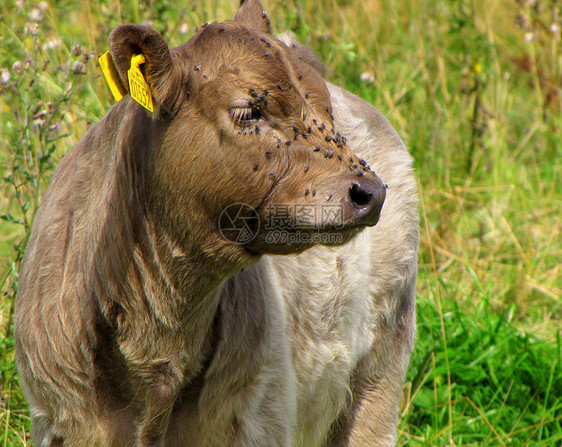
[108,0,385,266]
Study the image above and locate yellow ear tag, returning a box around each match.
[98,51,127,101]
[127,54,154,112]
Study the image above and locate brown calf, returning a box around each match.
[15,1,418,446]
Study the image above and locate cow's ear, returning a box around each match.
[109,25,183,116]
[278,35,326,77]
[234,0,271,34]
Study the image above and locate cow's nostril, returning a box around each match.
[346,177,386,227]
[349,182,371,207]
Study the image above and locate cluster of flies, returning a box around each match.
[193,24,377,200]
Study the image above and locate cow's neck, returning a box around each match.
[95,102,234,374]
[133,214,226,329]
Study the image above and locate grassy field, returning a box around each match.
[0,0,560,445]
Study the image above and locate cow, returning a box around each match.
[14,1,418,446]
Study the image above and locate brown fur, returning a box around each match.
[15,1,418,446]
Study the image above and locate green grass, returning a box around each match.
[1,0,561,445]
[401,287,562,445]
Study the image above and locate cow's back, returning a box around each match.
[14,107,142,445]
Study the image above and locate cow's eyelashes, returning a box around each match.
[229,107,263,127]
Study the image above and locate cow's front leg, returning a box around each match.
[136,366,185,447]
[325,318,414,447]
[326,373,405,446]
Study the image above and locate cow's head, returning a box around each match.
[108,0,385,266]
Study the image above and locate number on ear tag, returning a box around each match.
[127,54,154,112]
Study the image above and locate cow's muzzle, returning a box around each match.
[347,175,386,227]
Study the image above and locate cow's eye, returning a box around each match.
[229,106,263,126]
